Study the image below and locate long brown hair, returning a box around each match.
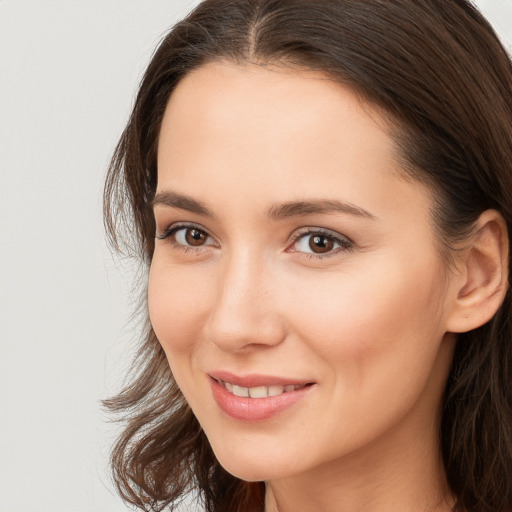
[104,1,512,511]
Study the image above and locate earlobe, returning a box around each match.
[446,210,509,333]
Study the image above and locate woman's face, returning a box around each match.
[149,62,459,482]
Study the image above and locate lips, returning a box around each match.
[209,370,313,388]
[209,371,315,421]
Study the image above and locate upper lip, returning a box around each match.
[209,371,314,388]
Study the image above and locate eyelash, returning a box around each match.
[155,222,217,254]
[288,227,354,259]
[155,223,354,259]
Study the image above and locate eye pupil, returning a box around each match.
[185,229,207,246]
[309,235,334,253]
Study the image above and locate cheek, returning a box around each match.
[147,257,208,358]
[285,253,447,384]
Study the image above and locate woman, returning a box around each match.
[103,1,512,511]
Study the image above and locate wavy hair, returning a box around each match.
[104,1,512,511]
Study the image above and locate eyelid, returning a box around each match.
[287,227,354,258]
[155,222,353,259]
[155,222,218,248]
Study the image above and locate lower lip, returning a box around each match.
[210,378,313,422]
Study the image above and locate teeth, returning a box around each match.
[232,384,249,397]
[268,385,285,396]
[221,381,303,398]
[248,386,268,398]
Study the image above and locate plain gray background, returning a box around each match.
[0,1,511,511]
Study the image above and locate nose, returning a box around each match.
[203,250,287,353]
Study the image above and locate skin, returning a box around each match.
[148,61,468,512]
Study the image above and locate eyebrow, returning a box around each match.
[267,199,377,221]
[152,190,377,221]
[151,190,215,217]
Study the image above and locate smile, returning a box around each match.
[209,373,315,421]
[217,379,310,398]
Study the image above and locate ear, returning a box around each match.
[446,209,509,333]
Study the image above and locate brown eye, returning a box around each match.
[291,229,352,258]
[156,225,215,249]
[185,228,207,246]
[309,235,334,253]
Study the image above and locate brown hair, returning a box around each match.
[103,1,512,511]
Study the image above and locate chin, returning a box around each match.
[210,442,298,482]
[218,460,287,483]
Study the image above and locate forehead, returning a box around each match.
[156,61,432,228]
[159,62,391,177]
[159,61,388,148]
